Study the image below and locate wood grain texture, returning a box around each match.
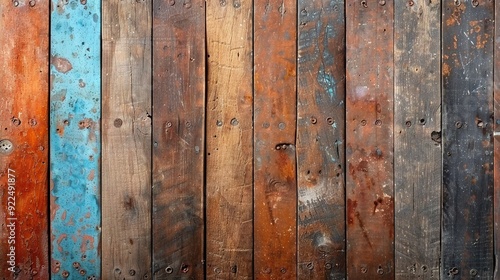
[50,0,101,277]
[296,0,345,279]
[442,0,494,278]
[102,0,152,278]
[0,0,49,278]
[394,1,441,279]
[253,0,297,278]
[495,1,500,279]
[152,0,205,278]
[345,0,394,278]
[205,0,253,279]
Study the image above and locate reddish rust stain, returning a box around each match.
[57,234,67,253]
[85,212,91,218]
[81,235,95,253]
[443,63,451,77]
[123,196,135,210]
[87,170,95,181]
[347,199,357,225]
[50,56,73,73]
[61,210,67,221]
[357,160,369,172]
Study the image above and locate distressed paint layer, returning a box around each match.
[0,0,49,278]
[495,1,500,279]
[345,0,394,278]
[442,1,494,278]
[297,0,346,279]
[50,0,101,278]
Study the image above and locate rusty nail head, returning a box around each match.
[114,268,121,274]
[214,267,221,274]
[361,120,367,126]
[377,266,384,275]
[169,0,175,5]
[80,269,86,275]
[278,122,285,130]
[455,121,462,128]
[263,122,270,128]
[129,269,136,276]
[62,271,69,278]
[183,2,191,8]
[419,118,426,125]
[300,9,307,16]
[216,120,222,126]
[262,267,271,274]
[280,268,287,274]
[306,262,314,270]
[181,264,189,273]
[327,117,334,125]
[311,117,317,124]
[454,0,460,6]
[11,117,21,126]
[185,121,191,127]
[230,118,239,126]
[405,121,412,127]
[379,0,385,5]
[233,1,240,8]
[166,122,172,128]
[73,262,80,268]
[470,269,477,276]
[361,267,367,273]
[375,120,382,126]
[409,0,414,6]
[325,263,332,270]
[421,265,428,272]
[165,266,173,274]
[80,0,86,4]
[114,118,123,128]
[219,0,226,6]
[29,1,36,7]
[29,118,37,126]
[450,267,459,275]
[143,273,149,279]
[231,265,237,273]
[13,1,19,6]
[477,120,483,127]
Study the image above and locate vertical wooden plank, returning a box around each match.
[495,1,500,279]
[50,0,101,277]
[442,0,494,278]
[205,0,253,279]
[296,0,345,279]
[394,1,441,279]
[152,0,205,278]
[0,0,49,278]
[253,0,297,278]
[345,0,394,278]
[102,0,152,278]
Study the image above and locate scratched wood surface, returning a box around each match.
[152,0,205,278]
[394,0,441,279]
[495,2,500,279]
[253,0,297,279]
[102,0,152,278]
[345,0,394,278]
[442,1,494,279]
[0,0,49,278]
[205,0,253,279]
[296,0,345,279]
[50,0,101,278]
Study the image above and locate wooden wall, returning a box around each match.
[0,0,498,279]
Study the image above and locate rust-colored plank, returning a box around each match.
[442,1,494,278]
[253,0,297,278]
[394,1,441,279]
[345,0,394,278]
[0,0,49,278]
[296,0,345,279]
[152,0,205,278]
[102,0,152,278]
[205,0,253,279]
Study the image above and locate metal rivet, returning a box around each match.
[375,120,382,126]
[219,0,226,6]
[166,122,172,128]
[230,118,239,126]
[62,271,70,278]
[311,117,317,124]
[165,266,173,274]
[361,267,367,273]
[216,120,223,126]
[13,1,19,7]
[80,269,86,275]
[405,121,412,127]
[114,118,123,128]
[29,118,37,126]
[129,269,136,276]
[306,262,314,270]
[11,117,21,126]
[327,117,334,125]
[278,122,285,130]
[361,0,367,8]
[0,139,14,154]
[470,269,478,276]
[325,263,332,270]
[377,266,384,275]
[361,120,367,126]
[455,121,463,129]
[154,142,158,147]
[29,0,36,7]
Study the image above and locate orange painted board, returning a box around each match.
[0,0,49,278]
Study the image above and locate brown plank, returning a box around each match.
[253,0,297,278]
[495,1,500,278]
[102,0,152,278]
[296,0,346,279]
[394,0,441,278]
[442,0,494,278]
[205,0,253,279]
[152,0,205,278]
[0,0,49,278]
[345,0,394,278]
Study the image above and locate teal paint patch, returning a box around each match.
[50,0,101,278]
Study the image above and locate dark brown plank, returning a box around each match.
[253,0,297,278]
[102,0,152,278]
[394,0,441,278]
[442,0,494,278]
[495,1,500,278]
[296,0,346,279]
[345,0,394,278]
[205,0,253,279]
[0,0,49,278]
[152,0,205,278]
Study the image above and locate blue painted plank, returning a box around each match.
[50,0,101,278]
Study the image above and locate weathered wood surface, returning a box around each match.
[495,2,500,279]
[102,0,152,278]
[0,0,49,278]
[205,0,253,279]
[296,0,345,279]
[152,0,205,278]
[394,0,441,279]
[50,0,101,277]
[345,0,394,278]
[442,1,494,278]
[253,0,297,278]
